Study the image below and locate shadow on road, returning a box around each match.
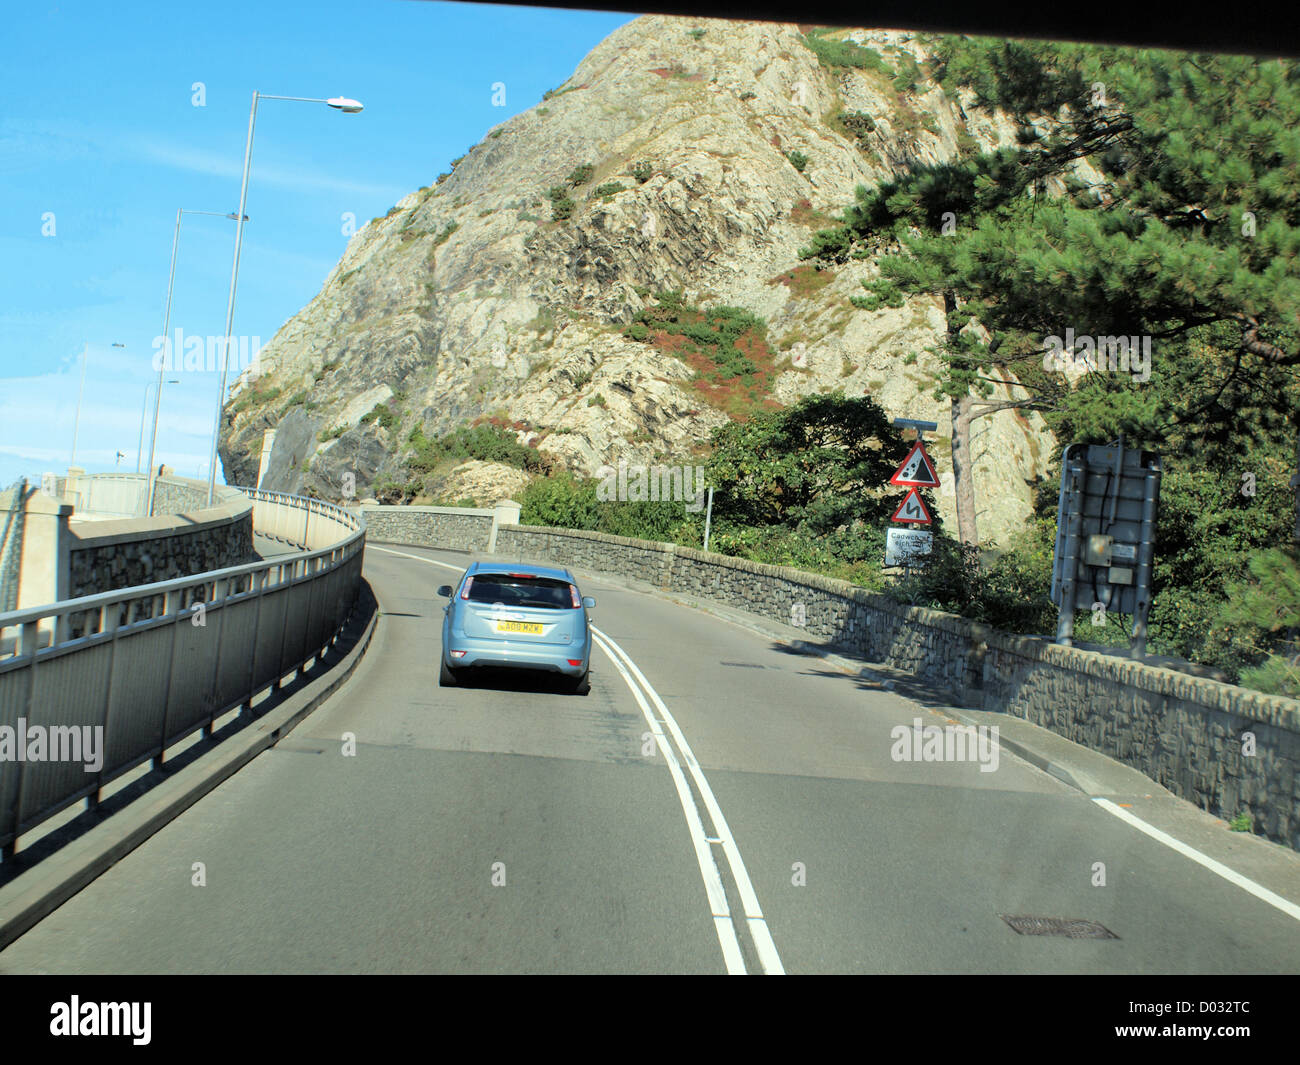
[448,666,590,697]
[766,639,969,713]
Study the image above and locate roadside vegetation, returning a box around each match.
[792,34,1300,690]
[405,422,551,477]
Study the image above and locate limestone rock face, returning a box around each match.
[220,17,1060,545]
[426,460,534,507]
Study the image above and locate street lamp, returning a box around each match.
[138,379,179,477]
[145,209,245,516]
[205,91,365,505]
[71,341,124,466]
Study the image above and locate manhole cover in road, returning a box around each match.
[999,915,1120,939]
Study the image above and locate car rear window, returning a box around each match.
[464,574,574,609]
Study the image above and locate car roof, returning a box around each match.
[467,560,574,583]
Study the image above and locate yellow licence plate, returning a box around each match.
[496,621,543,635]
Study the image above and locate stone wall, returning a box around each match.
[66,483,256,600]
[490,524,1300,851]
[150,476,213,516]
[361,501,521,554]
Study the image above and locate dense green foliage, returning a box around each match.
[706,390,913,532]
[565,163,595,186]
[406,423,549,475]
[546,185,575,221]
[519,471,704,545]
[800,33,892,76]
[794,36,1300,687]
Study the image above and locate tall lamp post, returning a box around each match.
[71,341,124,466]
[205,92,364,505]
[145,209,245,516]
[138,379,179,476]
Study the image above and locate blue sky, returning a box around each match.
[0,0,634,488]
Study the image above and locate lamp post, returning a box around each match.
[145,209,245,516]
[138,380,179,479]
[205,92,364,505]
[71,341,124,467]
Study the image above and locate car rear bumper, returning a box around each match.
[444,635,589,676]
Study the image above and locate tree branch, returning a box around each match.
[1240,316,1296,365]
[970,398,1044,420]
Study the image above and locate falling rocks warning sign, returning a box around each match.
[889,441,941,488]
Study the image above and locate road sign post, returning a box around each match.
[885,419,940,576]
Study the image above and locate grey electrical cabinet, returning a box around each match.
[1050,437,1161,656]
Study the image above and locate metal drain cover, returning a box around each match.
[999,915,1119,939]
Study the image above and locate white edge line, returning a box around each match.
[370,547,747,973]
[1093,797,1300,923]
[594,625,786,976]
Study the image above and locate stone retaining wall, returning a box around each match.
[67,484,256,600]
[150,476,213,516]
[361,501,521,554]
[491,524,1300,850]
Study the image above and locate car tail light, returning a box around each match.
[508,572,536,578]
[567,659,582,667]
[569,583,581,608]
[460,577,473,600]
[450,650,467,658]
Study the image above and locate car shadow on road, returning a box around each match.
[450,666,590,697]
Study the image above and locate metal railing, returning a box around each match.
[0,488,365,858]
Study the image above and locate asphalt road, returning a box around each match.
[2,543,1299,974]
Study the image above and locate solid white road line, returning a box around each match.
[370,545,465,569]
[369,545,760,973]
[593,625,786,975]
[590,632,746,974]
[1092,798,1300,924]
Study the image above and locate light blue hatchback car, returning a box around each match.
[437,561,596,695]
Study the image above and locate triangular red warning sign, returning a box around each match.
[889,441,941,488]
[891,488,933,524]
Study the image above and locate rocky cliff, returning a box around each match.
[220,16,1060,545]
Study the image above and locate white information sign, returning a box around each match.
[885,528,933,567]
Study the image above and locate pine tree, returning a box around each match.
[804,39,1300,549]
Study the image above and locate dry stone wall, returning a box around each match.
[68,513,255,599]
[361,505,497,552]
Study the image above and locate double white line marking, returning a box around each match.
[592,626,784,975]
[370,547,784,974]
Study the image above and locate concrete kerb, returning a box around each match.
[0,581,379,952]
